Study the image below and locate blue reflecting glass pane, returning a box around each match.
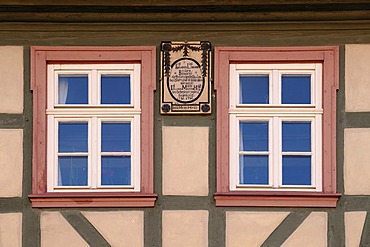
[102,123,130,152]
[240,122,268,151]
[282,156,311,185]
[282,122,311,152]
[101,156,131,185]
[101,75,131,104]
[240,75,269,104]
[58,156,88,186]
[282,75,311,104]
[58,75,88,104]
[58,123,88,153]
[239,155,269,185]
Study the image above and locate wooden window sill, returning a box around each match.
[29,193,157,208]
[214,192,341,207]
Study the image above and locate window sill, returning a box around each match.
[29,193,157,208]
[214,192,341,207]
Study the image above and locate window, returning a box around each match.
[29,47,156,207]
[230,63,322,191]
[47,64,141,192]
[214,47,340,207]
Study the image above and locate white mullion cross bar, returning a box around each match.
[281,152,312,156]
[239,151,269,155]
[101,152,132,156]
[58,153,89,156]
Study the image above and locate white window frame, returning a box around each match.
[229,63,322,192]
[47,64,141,192]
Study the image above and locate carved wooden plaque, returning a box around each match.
[161,41,211,114]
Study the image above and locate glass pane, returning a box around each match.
[101,156,131,185]
[58,75,88,104]
[240,122,268,151]
[282,75,311,104]
[101,75,131,104]
[239,155,269,185]
[282,156,311,185]
[102,123,131,152]
[282,122,311,152]
[58,123,88,153]
[240,75,269,104]
[58,156,88,186]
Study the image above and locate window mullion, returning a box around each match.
[133,64,141,110]
[229,114,238,190]
[47,116,56,192]
[47,65,55,109]
[91,117,98,189]
[282,152,312,155]
[315,63,322,109]
[101,152,131,156]
[272,116,280,188]
[132,115,141,190]
[57,152,89,156]
[230,64,237,108]
[315,115,322,191]
[239,151,270,155]
[311,118,316,189]
[272,69,279,105]
[91,69,98,105]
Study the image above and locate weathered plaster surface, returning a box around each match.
[82,211,144,247]
[40,212,88,247]
[0,213,22,247]
[162,210,208,247]
[344,128,370,194]
[345,44,370,112]
[0,129,23,197]
[0,46,23,113]
[226,211,289,247]
[282,212,327,247]
[162,126,209,196]
[345,211,366,247]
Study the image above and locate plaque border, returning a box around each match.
[160,41,211,114]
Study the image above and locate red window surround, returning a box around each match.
[29,46,157,207]
[214,46,341,207]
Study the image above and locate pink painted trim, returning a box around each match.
[322,47,339,193]
[214,193,340,207]
[214,46,339,203]
[31,48,48,194]
[29,193,157,208]
[214,191,341,196]
[215,48,231,192]
[30,46,156,206]
[140,48,156,193]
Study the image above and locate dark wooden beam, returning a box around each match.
[1,0,370,6]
